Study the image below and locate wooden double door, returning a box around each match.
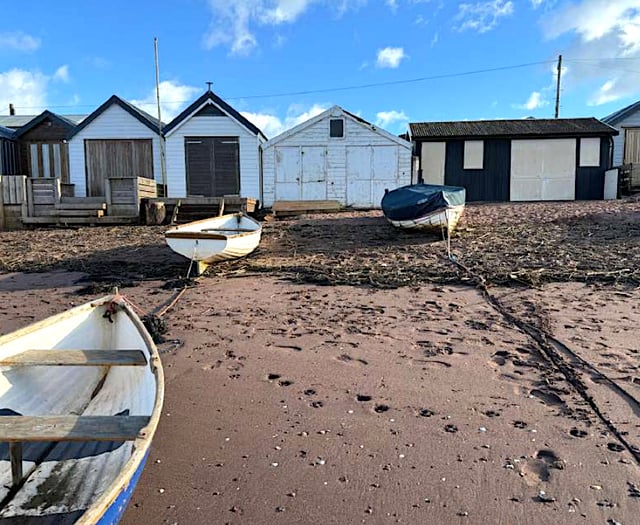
[85,139,153,197]
[185,137,240,197]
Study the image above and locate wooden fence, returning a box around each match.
[0,175,27,229]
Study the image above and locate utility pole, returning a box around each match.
[554,54,562,119]
[154,37,167,197]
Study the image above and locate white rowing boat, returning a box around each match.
[165,213,262,275]
[0,295,163,524]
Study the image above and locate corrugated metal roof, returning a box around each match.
[602,99,640,126]
[0,114,86,128]
[409,118,617,139]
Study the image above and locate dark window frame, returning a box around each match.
[329,119,344,138]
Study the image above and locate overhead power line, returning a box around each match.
[11,59,556,110]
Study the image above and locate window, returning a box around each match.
[330,119,344,138]
[463,140,484,169]
[579,137,600,167]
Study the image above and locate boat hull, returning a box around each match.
[385,204,465,232]
[165,213,262,272]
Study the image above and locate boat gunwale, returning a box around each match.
[0,295,164,524]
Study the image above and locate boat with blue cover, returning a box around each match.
[381,184,466,236]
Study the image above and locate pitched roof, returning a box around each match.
[409,118,618,139]
[0,114,86,129]
[0,125,15,140]
[264,105,411,148]
[602,99,640,126]
[15,110,79,138]
[68,95,163,138]
[164,90,266,139]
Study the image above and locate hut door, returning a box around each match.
[624,129,640,164]
[185,137,239,197]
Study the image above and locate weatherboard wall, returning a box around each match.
[575,137,611,200]
[262,112,411,208]
[68,104,162,197]
[165,115,262,199]
[608,111,640,166]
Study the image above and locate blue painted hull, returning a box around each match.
[94,450,150,525]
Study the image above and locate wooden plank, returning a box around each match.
[0,349,147,367]
[0,415,150,442]
[9,442,22,486]
[54,203,107,211]
[272,200,342,213]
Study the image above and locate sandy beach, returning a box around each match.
[0,198,639,524]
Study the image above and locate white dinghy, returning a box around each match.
[0,295,164,524]
[165,213,262,275]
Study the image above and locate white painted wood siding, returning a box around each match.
[609,110,640,166]
[263,113,411,207]
[68,105,162,197]
[165,116,262,199]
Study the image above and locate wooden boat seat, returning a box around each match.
[0,349,147,367]
[0,415,150,486]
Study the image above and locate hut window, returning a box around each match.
[579,137,600,167]
[330,119,344,138]
[463,140,484,169]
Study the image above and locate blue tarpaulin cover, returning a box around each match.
[381,184,466,222]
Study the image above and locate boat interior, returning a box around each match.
[0,300,156,523]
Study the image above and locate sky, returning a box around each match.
[1,0,639,138]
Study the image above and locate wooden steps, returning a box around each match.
[272,200,342,217]
[0,349,147,367]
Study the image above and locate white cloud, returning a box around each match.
[455,0,514,33]
[203,0,366,55]
[386,0,399,12]
[0,31,40,52]
[0,69,48,115]
[541,0,640,105]
[375,110,409,128]
[130,81,201,122]
[53,65,70,83]
[241,103,328,138]
[376,47,407,68]
[517,91,549,110]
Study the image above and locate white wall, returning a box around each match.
[510,139,576,201]
[609,110,640,166]
[263,112,411,207]
[165,115,262,199]
[68,104,162,197]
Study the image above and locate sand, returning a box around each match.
[0,200,639,524]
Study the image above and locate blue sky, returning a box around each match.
[1,0,639,137]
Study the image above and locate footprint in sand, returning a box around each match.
[530,388,566,408]
[310,400,324,409]
[444,424,458,433]
[336,354,368,366]
[303,389,316,396]
[279,379,294,387]
[419,408,435,417]
[267,373,281,381]
[569,427,588,438]
[485,410,501,418]
[356,395,372,402]
[374,404,390,413]
[607,442,625,452]
[491,351,510,366]
[520,449,563,485]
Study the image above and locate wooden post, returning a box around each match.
[9,442,22,486]
[26,178,34,218]
[0,176,5,229]
[105,178,112,216]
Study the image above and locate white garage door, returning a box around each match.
[274,146,328,201]
[346,146,398,208]
[510,139,576,201]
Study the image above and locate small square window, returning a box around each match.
[463,140,484,170]
[330,119,344,138]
